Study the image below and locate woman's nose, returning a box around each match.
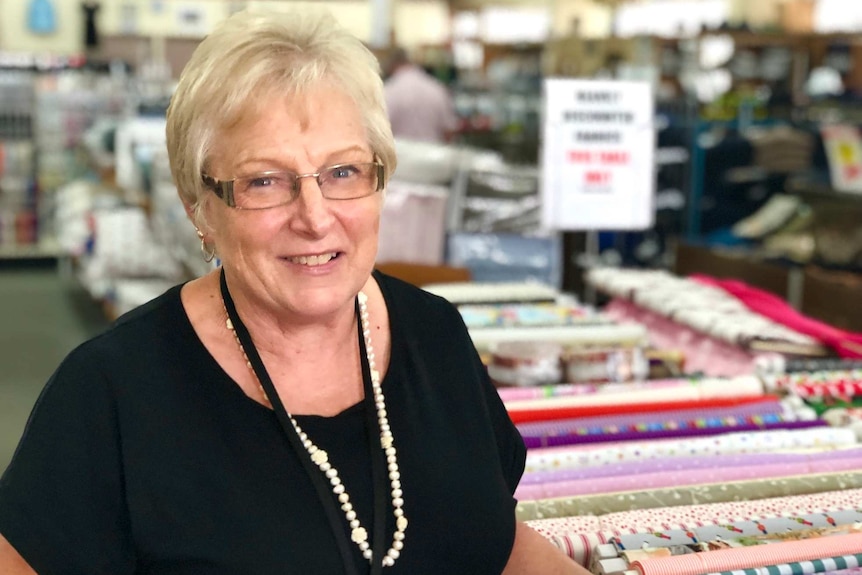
[289,177,335,236]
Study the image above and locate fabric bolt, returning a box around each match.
[526,489,862,566]
[610,509,862,550]
[522,427,858,473]
[600,487,862,532]
[707,553,862,575]
[785,359,862,374]
[691,275,862,359]
[603,298,760,377]
[515,471,862,521]
[520,420,826,449]
[769,371,862,390]
[495,378,700,402]
[503,376,765,413]
[554,531,611,567]
[519,448,862,487]
[518,411,790,444]
[796,381,862,399]
[509,395,774,425]
[515,454,862,500]
[630,533,862,575]
[515,399,787,439]
[767,371,862,400]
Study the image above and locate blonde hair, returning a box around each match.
[165,8,396,228]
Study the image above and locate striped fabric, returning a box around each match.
[708,552,862,575]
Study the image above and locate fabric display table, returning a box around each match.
[466,271,862,574]
[507,372,862,573]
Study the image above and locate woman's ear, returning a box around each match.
[183,202,196,223]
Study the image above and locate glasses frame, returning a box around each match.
[202,161,386,210]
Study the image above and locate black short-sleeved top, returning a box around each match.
[0,271,526,575]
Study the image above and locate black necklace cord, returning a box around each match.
[219,270,359,574]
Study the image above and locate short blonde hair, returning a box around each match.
[165,8,396,228]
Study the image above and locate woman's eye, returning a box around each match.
[249,177,274,188]
[332,166,357,179]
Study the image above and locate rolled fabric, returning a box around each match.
[704,553,862,575]
[516,400,786,438]
[599,487,862,532]
[519,448,862,487]
[496,378,702,402]
[768,370,862,392]
[552,531,610,567]
[521,420,827,450]
[527,490,862,566]
[630,533,862,575]
[523,427,859,473]
[515,471,862,521]
[510,395,778,425]
[515,453,862,500]
[518,411,789,444]
[503,376,765,413]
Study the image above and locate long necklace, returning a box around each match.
[219,270,407,569]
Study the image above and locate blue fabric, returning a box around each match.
[27,0,57,34]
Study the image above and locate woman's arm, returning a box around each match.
[0,533,37,574]
[503,521,593,575]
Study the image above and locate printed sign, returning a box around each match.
[541,79,655,230]
[821,124,862,194]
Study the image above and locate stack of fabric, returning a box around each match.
[505,373,862,572]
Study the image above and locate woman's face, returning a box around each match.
[204,83,383,321]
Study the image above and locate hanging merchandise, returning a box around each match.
[81,2,101,49]
[27,0,57,35]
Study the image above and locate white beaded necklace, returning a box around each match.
[224,291,407,567]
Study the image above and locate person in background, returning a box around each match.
[383,47,459,144]
[0,7,588,575]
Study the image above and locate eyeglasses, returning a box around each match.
[202,161,385,210]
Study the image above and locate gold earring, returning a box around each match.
[196,228,216,263]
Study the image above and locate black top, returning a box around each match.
[0,271,526,575]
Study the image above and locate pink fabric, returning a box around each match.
[514,455,862,500]
[692,275,862,359]
[604,298,759,376]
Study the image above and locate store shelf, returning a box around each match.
[0,239,61,260]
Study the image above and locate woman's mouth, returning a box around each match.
[285,252,339,267]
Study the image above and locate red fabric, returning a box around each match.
[507,395,780,424]
[691,274,862,359]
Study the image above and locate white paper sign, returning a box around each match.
[821,124,862,194]
[541,79,655,230]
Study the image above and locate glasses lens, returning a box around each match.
[319,163,379,200]
[234,173,295,209]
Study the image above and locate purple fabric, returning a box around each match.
[516,401,784,437]
[515,454,862,500]
[520,420,827,449]
[519,446,862,485]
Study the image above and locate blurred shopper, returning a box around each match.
[384,48,458,143]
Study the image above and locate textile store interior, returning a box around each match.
[3,0,862,572]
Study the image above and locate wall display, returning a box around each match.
[541,79,655,231]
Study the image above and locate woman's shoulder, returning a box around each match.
[65,283,187,366]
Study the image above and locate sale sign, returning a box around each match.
[821,124,862,194]
[541,79,655,230]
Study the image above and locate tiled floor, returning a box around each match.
[0,265,110,473]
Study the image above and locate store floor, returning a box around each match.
[0,264,110,474]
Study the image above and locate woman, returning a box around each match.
[0,8,587,575]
